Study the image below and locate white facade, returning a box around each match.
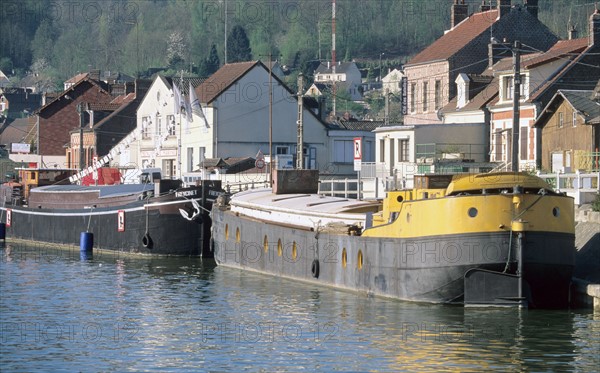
[204,64,329,172]
[382,68,404,94]
[374,123,488,183]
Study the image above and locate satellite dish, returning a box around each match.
[436,108,444,121]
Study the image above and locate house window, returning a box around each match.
[505,77,514,100]
[187,147,194,172]
[494,130,503,162]
[434,80,442,111]
[520,127,528,161]
[398,139,409,162]
[410,83,416,113]
[142,116,151,139]
[379,139,385,162]
[333,140,353,163]
[199,147,206,163]
[422,81,428,112]
[572,112,577,127]
[276,146,289,155]
[156,114,162,137]
[558,112,564,128]
[504,76,526,101]
[163,159,175,179]
[167,115,176,136]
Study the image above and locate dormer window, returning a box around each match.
[503,75,527,101]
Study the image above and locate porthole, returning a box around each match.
[225,224,229,240]
[397,195,404,202]
[468,207,478,218]
[236,227,240,243]
[552,207,560,217]
[357,250,363,270]
[277,239,282,257]
[342,248,347,268]
[292,241,297,260]
[263,235,269,253]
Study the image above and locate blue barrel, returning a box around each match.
[80,231,93,252]
[0,222,5,240]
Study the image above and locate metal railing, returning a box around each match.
[224,181,270,194]
[537,170,599,205]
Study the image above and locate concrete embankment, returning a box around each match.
[573,205,600,310]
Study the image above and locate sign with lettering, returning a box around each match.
[354,137,362,171]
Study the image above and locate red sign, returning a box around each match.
[353,138,362,160]
[6,209,11,227]
[117,210,125,232]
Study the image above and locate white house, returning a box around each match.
[381,68,404,95]
[195,61,330,174]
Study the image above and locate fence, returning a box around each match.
[537,171,599,205]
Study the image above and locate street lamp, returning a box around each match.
[379,52,385,83]
[125,20,139,78]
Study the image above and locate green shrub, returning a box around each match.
[592,193,600,212]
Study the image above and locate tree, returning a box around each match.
[205,44,220,74]
[167,31,187,70]
[227,25,252,63]
[28,58,56,92]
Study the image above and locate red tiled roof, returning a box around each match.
[524,38,588,68]
[110,92,135,105]
[87,102,121,111]
[407,10,499,66]
[196,61,259,104]
[65,72,89,84]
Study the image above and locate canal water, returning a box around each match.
[1,241,598,372]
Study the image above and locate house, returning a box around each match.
[0,88,42,120]
[194,61,331,175]
[66,80,150,171]
[534,88,600,172]
[313,61,363,100]
[381,68,404,95]
[0,117,36,153]
[305,80,362,102]
[488,8,600,170]
[327,119,379,175]
[35,75,113,159]
[373,122,490,190]
[0,70,10,88]
[112,74,203,179]
[403,0,558,125]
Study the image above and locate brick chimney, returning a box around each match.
[488,41,512,68]
[451,0,469,28]
[524,0,538,19]
[568,25,578,40]
[498,0,511,18]
[590,7,600,47]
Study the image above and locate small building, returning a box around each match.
[534,89,600,172]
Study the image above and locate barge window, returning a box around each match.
[277,239,282,257]
[236,228,240,243]
[292,242,297,261]
[342,248,347,268]
[357,250,363,270]
[225,224,229,240]
[264,236,269,253]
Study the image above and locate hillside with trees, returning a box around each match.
[0,0,596,91]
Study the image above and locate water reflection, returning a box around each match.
[1,241,598,372]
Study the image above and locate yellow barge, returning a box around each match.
[211,172,575,308]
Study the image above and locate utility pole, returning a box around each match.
[77,102,87,171]
[296,73,304,169]
[268,55,273,186]
[511,40,521,172]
